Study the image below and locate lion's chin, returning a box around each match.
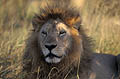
[45,57,61,63]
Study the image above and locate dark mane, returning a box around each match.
[32,1,81,31]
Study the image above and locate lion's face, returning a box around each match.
[38,18,72,63]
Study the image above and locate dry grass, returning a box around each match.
[82,0,120,54]
[0,0,120,78]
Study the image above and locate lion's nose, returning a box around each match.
[45,44,57,51]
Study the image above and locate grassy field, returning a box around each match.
[0,0,120,78]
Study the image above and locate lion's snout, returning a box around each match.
[45,44,57,51]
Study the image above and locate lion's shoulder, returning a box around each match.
[89,53,118,79]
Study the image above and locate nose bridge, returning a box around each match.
[45,35,57,51]
[46,34,57,45]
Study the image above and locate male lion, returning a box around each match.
[22,1,118,79]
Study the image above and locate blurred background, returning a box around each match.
[0,0,120,78]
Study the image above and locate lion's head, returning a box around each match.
[31,5,85,64]
[36,18,83,63]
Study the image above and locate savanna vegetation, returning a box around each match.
[0,0,120,78]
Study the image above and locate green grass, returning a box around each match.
[0,0,120,78]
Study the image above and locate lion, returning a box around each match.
[22,1,119,79]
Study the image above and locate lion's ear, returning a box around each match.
[32,15,40,31]
[67,17,82,31]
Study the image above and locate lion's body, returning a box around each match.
[90,53,118,79]
[22,1,119,79]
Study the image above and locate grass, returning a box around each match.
[82,0,120,54]
[0,0,120,78]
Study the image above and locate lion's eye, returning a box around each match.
[41,31,47,36]
[59,30,66,37]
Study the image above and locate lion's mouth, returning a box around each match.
[44,52,63,63]
[45,53,62,59]
[44,51,63,63]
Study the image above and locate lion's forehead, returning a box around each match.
[41,22,53,31]
[41,19,70,32]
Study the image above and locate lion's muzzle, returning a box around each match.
[43,44,63,63]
